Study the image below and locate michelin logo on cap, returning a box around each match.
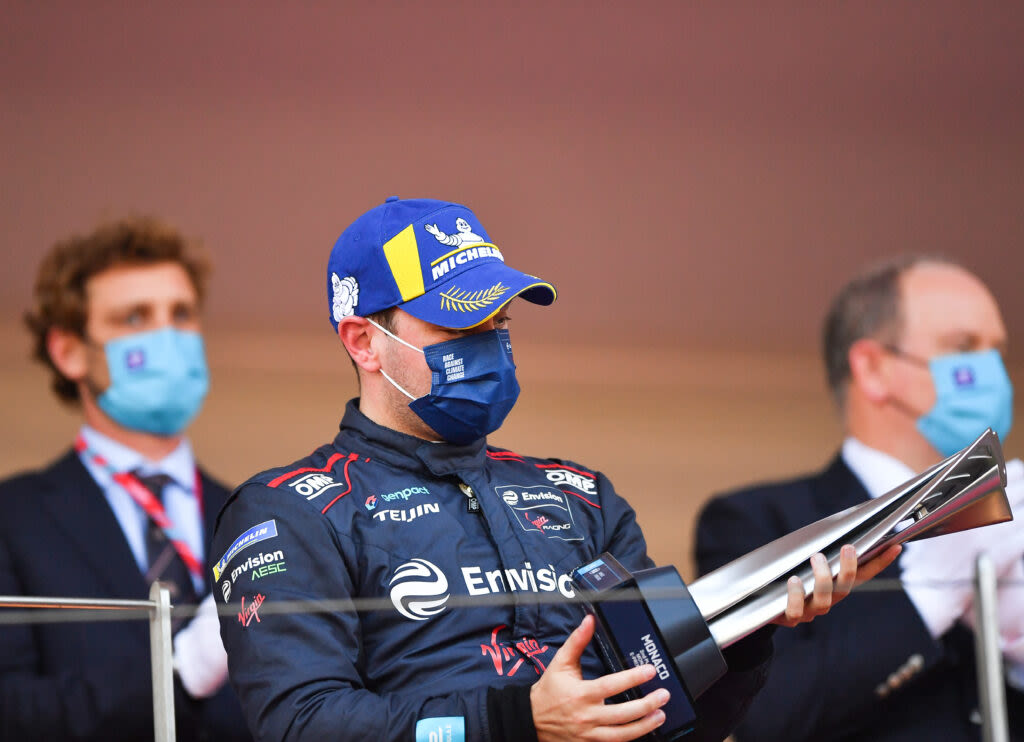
[424,216,505,282]
[332,274,359,322]
[213,520,279,581]
[425,218,483,247]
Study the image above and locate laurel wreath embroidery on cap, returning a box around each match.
[439,282,510,312]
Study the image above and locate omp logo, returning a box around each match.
[544,469,597,495]
[288,472,343,500]
[389,559,450,621]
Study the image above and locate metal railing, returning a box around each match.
[974,554,1010,742]
[0,582,176,742]
[0,564,1017,742]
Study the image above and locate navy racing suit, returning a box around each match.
[213,400,773,741]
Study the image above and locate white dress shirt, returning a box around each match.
[76,425,205,593]
[842,435,1024,685]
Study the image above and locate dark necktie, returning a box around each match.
[136,472,199,614]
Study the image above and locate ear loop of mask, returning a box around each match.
[78,333,113,400]
[367,318,423,401]
[880,345,933,420]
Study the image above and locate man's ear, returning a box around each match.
[46,327,89,383]
[338,317,381,373]
[848,338,890,404]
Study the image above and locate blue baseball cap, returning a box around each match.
[326,197,556,331]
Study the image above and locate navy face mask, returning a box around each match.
[370,320,520,445]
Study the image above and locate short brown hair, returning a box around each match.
[24,217,211,403]
[822,255,955,407]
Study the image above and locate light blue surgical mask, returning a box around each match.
[97,327,210,435]
[889,347,1014,456]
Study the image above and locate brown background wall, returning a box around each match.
[2,2,1023,575]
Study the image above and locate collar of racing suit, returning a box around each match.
[336,398,489,477]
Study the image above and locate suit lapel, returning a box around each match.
[810,454,904,577]
[810,454,871,517]
[198,469,229,592]
[36,450,150,597]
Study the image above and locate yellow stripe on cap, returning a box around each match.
[383,224,426,301]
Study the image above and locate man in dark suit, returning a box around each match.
[0,218,251,741]
[696,256,1024,742]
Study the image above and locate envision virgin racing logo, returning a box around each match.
[388,558,575,622]
[495,485,582,542]
[389,558,450,621]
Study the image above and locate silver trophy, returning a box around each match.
[572,429,1010,740]
[690,427,1010,648]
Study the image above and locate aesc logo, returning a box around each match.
[389,558,450,621]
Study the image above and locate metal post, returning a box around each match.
[149,582,176,742]
[974,553,1009,742]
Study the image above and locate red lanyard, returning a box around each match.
[75,435,204,579]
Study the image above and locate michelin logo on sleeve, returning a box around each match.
[213,520,279,581]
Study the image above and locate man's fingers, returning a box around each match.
[546,614,595,673]
[592,709,667,742]
[778,575,804,625]
[596,687,670,727]
[832,544,857,602]
[775,545,901,628]
[808,552,834,615]
[588,663,657,701]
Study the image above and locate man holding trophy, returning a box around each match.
[213,200,986,742]
[697,256,1023,741]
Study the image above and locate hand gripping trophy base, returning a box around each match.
[571,429,1010,741]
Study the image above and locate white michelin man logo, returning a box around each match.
[389,558,450,621]
[332,273,359,322]
[424,217,484,247]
